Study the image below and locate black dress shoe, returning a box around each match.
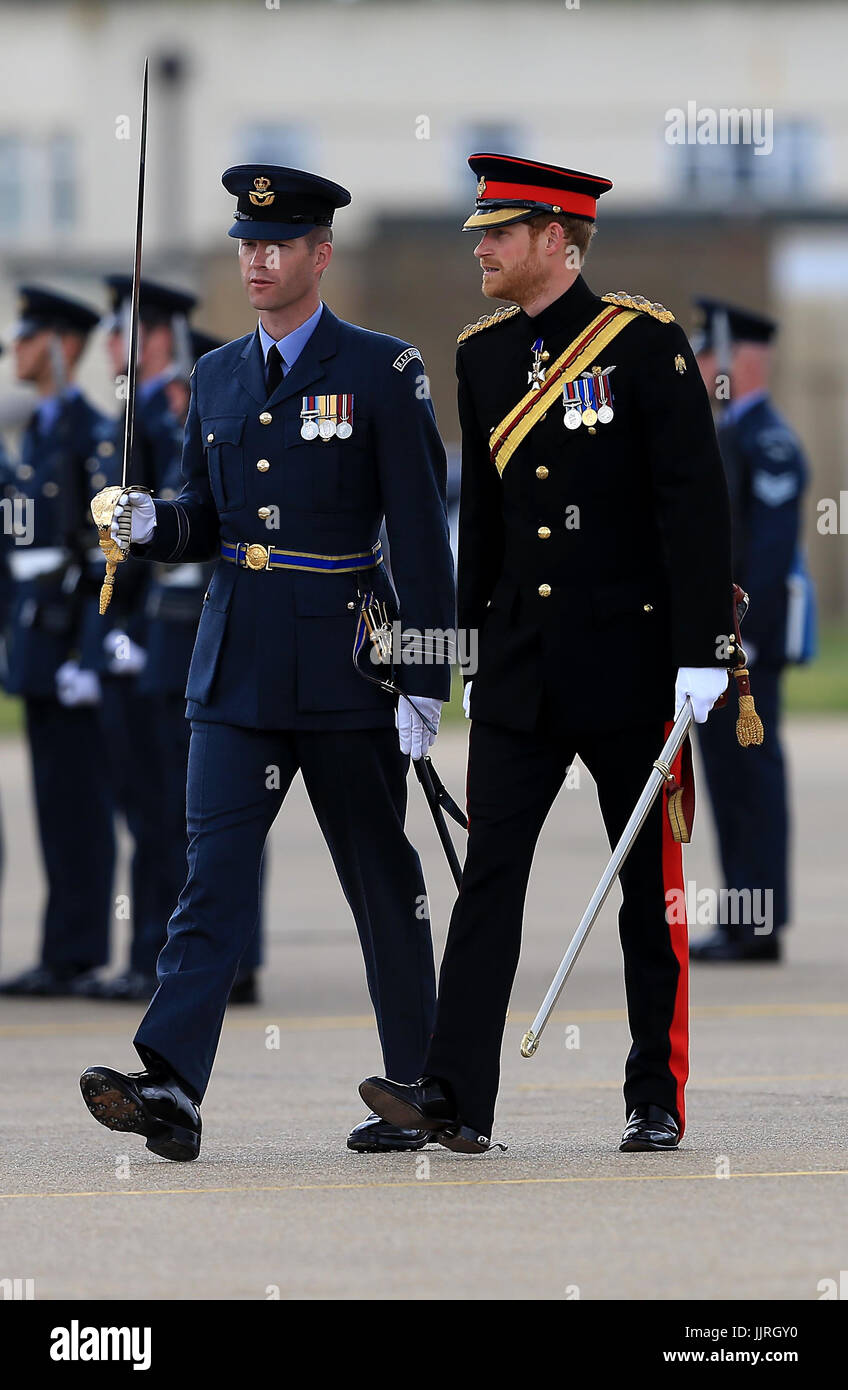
[359,1074,456,1133]
[690,930,781,963]
[0,964,97,997]
[347,1113,430,1153]
[619,1104,680,1152]
[72,970,157,1001]
[359,1075,504,1155]
[80,1064,201,1161]
[228,970,258,1005]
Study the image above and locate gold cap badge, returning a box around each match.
[249,176,275,208]
[477,175,487,197]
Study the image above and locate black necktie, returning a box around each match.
[265,344,284,397]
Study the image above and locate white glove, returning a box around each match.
[56,660,101,708]
[462,681,473,720]
[104,629,148,676]
[396,695,442,760]
[675,666,729,724]
[110,490,156,545]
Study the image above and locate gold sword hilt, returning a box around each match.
[520,1029,539,1058]
[90,485,143,615]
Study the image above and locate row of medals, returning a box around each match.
[300,396,353,441]
[529,340,614,430]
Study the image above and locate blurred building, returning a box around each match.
[1,0,847,612]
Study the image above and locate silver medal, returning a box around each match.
[336,420,352,440]
[301,420,319,441]
[597,404,614,424]
[564,408,582,430]
[318,418,337,441]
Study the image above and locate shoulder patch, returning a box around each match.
[457,304,520,344]
[751,469,799,508]
[602,291,674,324]
[392,346,423,373]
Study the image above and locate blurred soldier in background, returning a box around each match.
[0,288,115,995]
[142,329,263,1003]
[78,278,199,1001]
[691,299,811,963]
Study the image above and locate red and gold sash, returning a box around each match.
[489,304,638,476]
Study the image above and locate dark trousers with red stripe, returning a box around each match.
[425,716,689,1139]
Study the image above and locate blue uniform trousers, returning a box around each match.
[24,697,115,970]
[697,667,788,934]
[134,720,436,1099]
[148,693,262,975]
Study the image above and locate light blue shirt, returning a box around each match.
[35,385,80,434]
[257,302,323,377]
[723,388,768,427]
[138,370,174,404]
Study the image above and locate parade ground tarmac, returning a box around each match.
[0,720,845,1301]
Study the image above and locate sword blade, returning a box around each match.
[120,57,149,490]
[520,698,694,1058]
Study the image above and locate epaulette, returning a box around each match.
[457,304,521,344]
[602,292,675,324]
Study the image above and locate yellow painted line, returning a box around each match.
[2,1001,847,1039]
[517,1072,848,1093]
[1,1169,846,1201]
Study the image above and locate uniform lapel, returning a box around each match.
[266,304,340,408]
[235,329,268,405]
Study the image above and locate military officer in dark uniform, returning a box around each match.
[77,279,199,1001]
[0,288,116,995]
[80,164,455,1158]
[690,299,809,963]
[361,153,733,1154]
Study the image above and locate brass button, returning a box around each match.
[257,506,271,520]
[206,432,215,443]
[91,472,107,488]
[643,603,653,613]
[43,481,59,497]
[587,426,597,435]
[536,466,549,480]
[259,411,272,425]
[256,459,270,472]
[538,583,551,598]
[347,601,356,610]
[537,526,551,540]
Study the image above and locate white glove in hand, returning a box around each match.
[56,660,101,708]
[396,695,442,760]
[104,629,148,676]
[675,666,729,724]
[462,681,473,720]
[110,490,156,545]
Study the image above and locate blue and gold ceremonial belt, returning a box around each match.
[221,539,383,574]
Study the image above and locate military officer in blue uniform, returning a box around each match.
[80,164,455,1158]
[690,299,809,962]
[78,279,199,1001]
[0,287,116,995]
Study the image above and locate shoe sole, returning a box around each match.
[619,1139,679,1152]
[347,1135,431,1153]
[80,1070,199,1162]
[358,1080,446,1134]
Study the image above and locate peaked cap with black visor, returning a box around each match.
[222,164,351,241]
[462,153,612,231]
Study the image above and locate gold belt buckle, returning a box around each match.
[243,543,270,571]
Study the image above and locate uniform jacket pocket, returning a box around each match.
[201,415,246,513]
